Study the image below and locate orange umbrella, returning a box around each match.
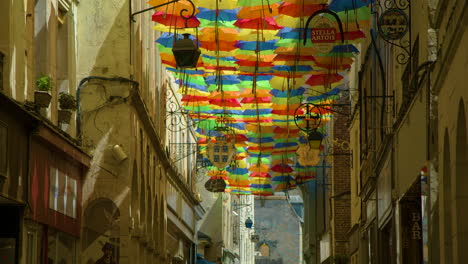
[237,3,280,19]
[278,2,322,17]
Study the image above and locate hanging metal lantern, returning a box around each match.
[307,130,323,149]
[205,177,226,193]
[245,217,253,229]
[172,33,201,68]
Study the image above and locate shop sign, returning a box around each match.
[207,136,236,169]
[296,144,320,166]
[205,177,226,193]
[310,16,336,54]
[250,234,260,243]
[401,180,423,264]
[378,9,409,40]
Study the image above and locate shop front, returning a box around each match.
[0,93,38,263]
[26,125,90,264]
[399,178,424,264]
[166,180,198,264]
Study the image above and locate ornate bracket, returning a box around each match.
[166,86,199,132]
[130,0,196,23]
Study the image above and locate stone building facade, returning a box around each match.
[347,0,468,263]
[0,0,204,263]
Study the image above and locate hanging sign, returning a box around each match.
[296,144,320,166]
[205,175,227,193]
[310,16,337,54]
[378,9,409,40]
[207,136,236,169]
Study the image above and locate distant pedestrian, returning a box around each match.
[95,243,116,264]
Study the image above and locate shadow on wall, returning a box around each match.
[82,198,120,264]
[78,2,130,262]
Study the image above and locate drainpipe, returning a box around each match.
[75,76,139,141]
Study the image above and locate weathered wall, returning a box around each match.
[435,15,468,264]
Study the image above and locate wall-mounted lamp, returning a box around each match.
[172,33,201,68]
[112,144,128,163]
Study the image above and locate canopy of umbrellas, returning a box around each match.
[151,0,373,195]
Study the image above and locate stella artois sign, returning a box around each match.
[207,136,236,169]
[310,16,336,54]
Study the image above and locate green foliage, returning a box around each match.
[36,75,53,92]
[58,92,77,110]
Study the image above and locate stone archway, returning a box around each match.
[454,99,468,262]
[83,198,120,263]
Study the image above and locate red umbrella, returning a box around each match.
[208,98,242,107]
[152,11,200,28]
[234,17,283,30]
[306,74,344,86]
[271,164,294,173]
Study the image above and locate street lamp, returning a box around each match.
[130,0,201,69]
[294,103,324,149]
[172,33,201,68]
[245,217,253,229]
[307,130,323,149]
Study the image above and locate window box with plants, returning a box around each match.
[58,92,77,124]
[34,75,53,108]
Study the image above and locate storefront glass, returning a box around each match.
[48,229,77,264]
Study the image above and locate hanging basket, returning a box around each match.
[34,91,52,108]
[58,109,73,124]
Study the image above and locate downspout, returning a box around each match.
[75,76,139,141]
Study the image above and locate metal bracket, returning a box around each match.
[130,0,196,24]
[373,0,412,65]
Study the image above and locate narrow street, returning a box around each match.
[0,0,467,264]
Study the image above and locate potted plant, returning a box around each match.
[34,75,53,107]
[57,92,77,124]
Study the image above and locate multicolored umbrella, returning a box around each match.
[150,0,372,195]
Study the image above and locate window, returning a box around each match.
[56,0,72,94]
[0,122,7,177]
[49,167,77,218]
[35,0,47,76]
[214,146,220,153]
[222,155,228,162]
[222,145,228,152]
[214,155,220,162]
[48,229,77,264]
